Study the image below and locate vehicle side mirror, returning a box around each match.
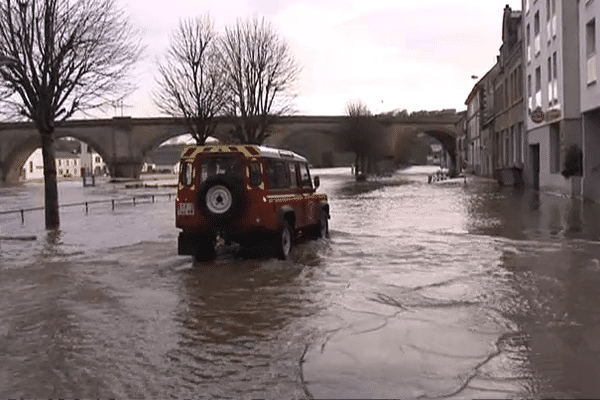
[313,176,320,189]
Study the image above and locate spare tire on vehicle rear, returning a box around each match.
[199,177,243,222]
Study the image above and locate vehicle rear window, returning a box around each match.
[180,162,193,186]
[200,157,243,183]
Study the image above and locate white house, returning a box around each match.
[21,141,106,181]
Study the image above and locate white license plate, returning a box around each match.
[177,202,195,216]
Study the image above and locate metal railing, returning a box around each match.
[0,193,174,224]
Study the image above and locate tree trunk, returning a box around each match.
[41,131,60,229]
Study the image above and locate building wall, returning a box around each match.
[582,109,600,200]
[55,155,80,178]
[22,148,44,180]
[561,0,582,120]
[21,144,106,181]
[522,0,582,197]
[580,0,600,112]
[580,1,600,201]
[527,123,570,192]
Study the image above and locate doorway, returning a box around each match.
[529,144,540,190]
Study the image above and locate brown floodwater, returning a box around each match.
[1,167,600,398]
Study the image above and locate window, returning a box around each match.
[516,123,523,164]
[267,159,289,189]
[552,52,558,103]
[527,74,533,111]
[526,24,531,62]
[200,157,242,184]
[535,66,542,106]
[551,0,557,37]
[510,126,515,165]
[29,161,33,173]
[550,123,560,173]
[58,159,61,166]
[548,56,552,106]
[504,78,509,107]
[248,163,261,186]
[95,156,101,163]
[517,65,523,99]
[587,19,597,84]
[288,162,298,188]
[300,164,312,188]
[534,11,541,55]
[180,162,193,186]
[587,19,596,58]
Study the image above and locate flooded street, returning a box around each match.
[2,168,600,398]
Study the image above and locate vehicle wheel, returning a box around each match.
[309,210,329,239]
[194,236,216,262]
[318,210,329,238]
[274,220,293,260]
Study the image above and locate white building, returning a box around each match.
[21,142,106,181]
[522,0,581,195]
[579,0,600,201]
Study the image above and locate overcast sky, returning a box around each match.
[114,0,522,118]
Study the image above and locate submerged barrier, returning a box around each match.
[0,193,174,225]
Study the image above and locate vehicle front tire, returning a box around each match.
[274,220,293,260]
[309,210,329,239]
[318,210,329,238]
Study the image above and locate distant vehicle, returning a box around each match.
[176,144,329,261]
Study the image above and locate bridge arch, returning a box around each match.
[2,132,112,183]
[269,128,347,167]
[421,128,459,172]
[1,114,464,182]
[3,134,42,183]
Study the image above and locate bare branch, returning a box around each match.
[0,0,143,229]
[345,99,372,118]
[0,0,144,129]
[221,16,301,144]
[153,15,228,144]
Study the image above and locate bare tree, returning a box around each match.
[339,99,386,179]
[344,99,372,118]
[154,15,228,145]
[220,16,300,144]
[0,0,143,229]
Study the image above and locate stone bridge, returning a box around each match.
[0,113,463,183]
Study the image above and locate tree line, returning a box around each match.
[0,0,300,229]
[154,14,300,145]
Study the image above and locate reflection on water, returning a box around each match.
[463,182,600,398]
[335,177,411,198]
[2,169,600,398]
